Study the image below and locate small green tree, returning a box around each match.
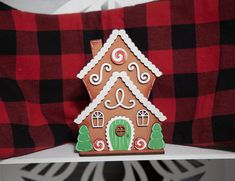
[76,125,92,152]
[148,123,165,149]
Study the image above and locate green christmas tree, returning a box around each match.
[76,125,92,152]
[148,123,165,149]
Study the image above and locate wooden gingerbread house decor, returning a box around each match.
[74,29,167,156]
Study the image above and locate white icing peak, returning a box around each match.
[74,72,167,125]
[77,29,162,79]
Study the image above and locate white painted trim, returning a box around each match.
[74,71,167,124]
[77,29,162,79]
[89,63,112,85]
[104,88,136,110]
[105,116,135,151]
[128,62,150,84]
[91,111,104,128]
[136,109,149,127]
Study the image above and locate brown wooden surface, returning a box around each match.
[79,149,164,156]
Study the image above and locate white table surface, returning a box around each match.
[1,143,234,164]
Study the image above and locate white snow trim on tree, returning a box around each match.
[74,71,167,124]
[77,29,162,79]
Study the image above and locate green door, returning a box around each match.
[108,118,132,150]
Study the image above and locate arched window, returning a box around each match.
[137,109,149,126]
[91,111,104,128]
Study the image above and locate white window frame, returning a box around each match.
[91,111,104,128]
[136,109,149,126]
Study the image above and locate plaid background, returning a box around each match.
[0,0,234,158]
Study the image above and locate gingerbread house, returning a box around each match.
[74,29,167,156]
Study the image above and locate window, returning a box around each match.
[137,109,149,126]
[91,111,104,128]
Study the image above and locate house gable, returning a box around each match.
[77,29,163,100]
[94,79,162,127]
[74,72,166,125]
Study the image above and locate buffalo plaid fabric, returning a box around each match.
[0,0,235,158]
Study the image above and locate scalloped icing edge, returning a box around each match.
[77,29,162,79]
[105,116,135,151]
[74,71,167,124]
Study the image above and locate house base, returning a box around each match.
[79,149,164,156]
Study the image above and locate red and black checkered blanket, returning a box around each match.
[0,0,235,158]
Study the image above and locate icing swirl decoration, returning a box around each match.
[104,88,136,109]
[134,137,147,150]
[128,62,150,84]
[111,48,128,65]
[93,139,105,151]
[89,63,112,85]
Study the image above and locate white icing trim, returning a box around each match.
[89,63,112,85]
[136,109,149,127]
[128,62,150,84]
[104,88,136,109]
[111,48,127,64]
[105,116,135,151]
[77,29,162,79]
[91,111,104,128]
[74,71,167,124]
